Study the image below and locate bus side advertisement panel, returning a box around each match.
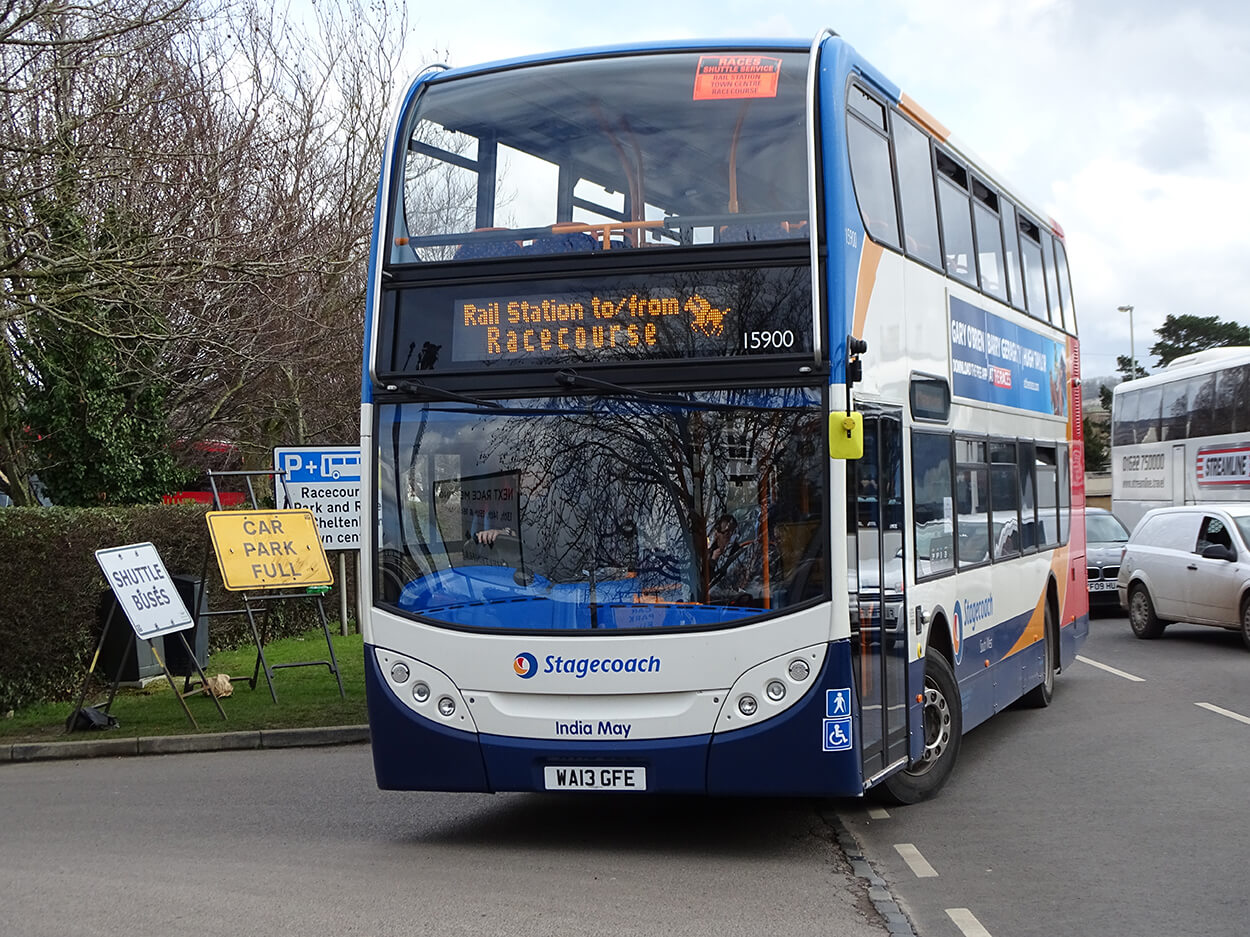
[949,297,1069,418]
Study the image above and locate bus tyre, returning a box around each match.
[879,651,962,805]
[1021,601,1057,708]
[1128,584,1165,639]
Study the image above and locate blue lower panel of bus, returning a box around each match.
[365,641,865,796]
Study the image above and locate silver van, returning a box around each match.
[1117,505,1250,648]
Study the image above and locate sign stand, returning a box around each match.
[196,469,345,703]
[68,543,227,733]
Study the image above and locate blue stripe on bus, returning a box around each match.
[365,639,865,796]
[428,38,813,84]
[814,38,902,386]
[706,638,864,796]
[948,608,1090,734]
[362,70,443,406]
[365,651,491,792]
[817,39,856,385]
[362,189,383,406]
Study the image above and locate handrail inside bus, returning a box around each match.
[396,212,810,249]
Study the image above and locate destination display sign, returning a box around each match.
[384,265,813,372]
[454,290,738,362]
[692,55,782,101]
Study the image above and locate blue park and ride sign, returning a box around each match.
[272,446,362,551]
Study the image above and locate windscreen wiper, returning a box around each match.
[556,369,671,400]
[555,369,766,412]
[382,378,503,409]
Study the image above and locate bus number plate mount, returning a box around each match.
[543,765,647,791]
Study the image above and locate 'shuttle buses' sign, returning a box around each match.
[95,542,193,639]
[206,510,333,591]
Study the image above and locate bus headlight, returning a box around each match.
[716,643,826,735]
[374,649,477,733]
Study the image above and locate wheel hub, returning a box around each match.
[919,682,951,766]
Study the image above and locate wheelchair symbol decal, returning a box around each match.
[823,717,852,752]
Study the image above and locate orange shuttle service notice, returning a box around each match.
[692,55,781,100]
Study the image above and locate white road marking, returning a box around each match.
[893,842,938,878]
[867,807,890,819]
[1076,655,1145,682]
[1196,702,1250,725]
[946,907,994,937]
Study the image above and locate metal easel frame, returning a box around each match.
[67,601,227,732]
[196,468,345,703]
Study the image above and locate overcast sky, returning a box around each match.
[404,0,1249,380]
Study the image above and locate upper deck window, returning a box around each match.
[936,151,976,286]
[847,85,900,248]
[971,177,1007,302]
[390,51,811,264]
[892,116,941,268]
[1017,215,1047,320]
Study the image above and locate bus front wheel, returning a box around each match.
[878,651,962,805]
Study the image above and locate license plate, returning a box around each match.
[544,765,647,791]
[1090,580,1118,592]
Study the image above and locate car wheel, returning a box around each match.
[1240,598,1250,652]
[1021,600,1056,708]
[1128,583,1165,639]
[877,651,962,805]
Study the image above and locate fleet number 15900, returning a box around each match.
[742,329,795,351]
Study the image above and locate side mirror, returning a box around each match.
[1201,544,1237,562]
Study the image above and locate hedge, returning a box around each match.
[0,505,358,712]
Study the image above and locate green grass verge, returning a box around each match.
[0,629,367,743]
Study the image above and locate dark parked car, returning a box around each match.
[1085,507,1130,611]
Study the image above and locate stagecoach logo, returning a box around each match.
[513,651,663,680]
[951,595,994,667]
[951,601,964,665]
[513,652,538,679]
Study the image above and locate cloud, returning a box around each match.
[398,0,1250,376]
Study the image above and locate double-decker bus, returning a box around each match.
[1111,347,1250,531]
[361,33,1087,802]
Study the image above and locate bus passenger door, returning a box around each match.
[1171,444,1187,506]
[848,408,910,784]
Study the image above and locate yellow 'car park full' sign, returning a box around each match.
[205,510,333,591]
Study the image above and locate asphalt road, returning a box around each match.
[840,610,1250,937]
[7,610,1248,936]
[1,745,893,937]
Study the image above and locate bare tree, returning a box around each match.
[0,0,416,503]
